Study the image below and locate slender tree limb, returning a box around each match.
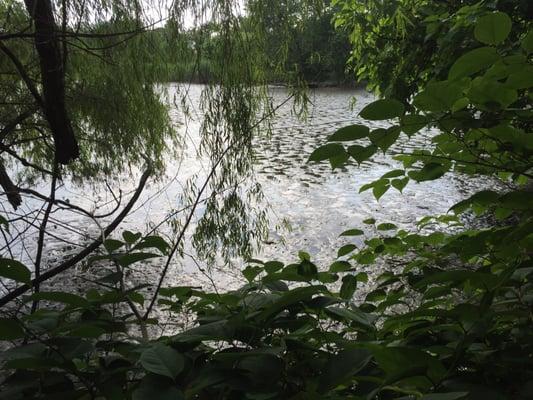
[0,167,152,307]
[0,41,44,108]
[0,144,53,175]
[0,106,38,141]
[31,161,58,313]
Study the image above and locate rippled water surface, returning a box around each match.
[3,84,488,296]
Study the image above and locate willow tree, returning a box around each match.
[0,0,313,307]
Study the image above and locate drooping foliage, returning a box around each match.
[0,0,532,399]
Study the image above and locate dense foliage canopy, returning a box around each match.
[0,0,532,399]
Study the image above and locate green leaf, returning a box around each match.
[363,218,376,225]
[318,349,373,393]
[117,252,160,267]
[258,286,324,321]
[359,99,405,120]
[27,292,90,308]
[139,344,184,379]
[309,143,345,162]
[409,163,448,182]
[373,183,389,200]
[377,223,397,231]
[328,124,369,141]
[340,275,357,299]
[0,258,31,284]
[474,12,512,45]
[329,151,350,169]
[347,144,377,164]
[0,318,25,340]
[134,236,170,254]
[264,260,284,274]
[338,244,357,257]
[340,229,364,236]
[391,177,409,192]
[243,265,262,282]
[468,77,517,108]
[326,306,375,330]
[381,169,404,179]
[297,260,318,278]
[123,231,142,244]
[521,31,533,54]
[448,47,500,80]
[414,81,463,112]
[369,127,400,152]
[329,261,353,273]
[506,67,533,90]
[400,114,429,135]
[104,239,124,252]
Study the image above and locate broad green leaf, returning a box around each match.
[139,344,184,379]
[298,251,311,261]
[258,286,325,321]
[391,177,409,192]
[297,260,318,278]
[0,258,31,284]
[474,12,512,45]
[377,223,397,231]
[309,143,345,162]
[414,81,463,112]
[372,346,446,384]
[448,47,499,80]
[373,183,389,200]
[123,231,142,244]
[521,30,533,53]
[359,99,405,120]
[338,244,357,257]
[317,349,372,393]
[468,78,517,109]
[340,229,364,236]
[381,169,404,179]
[347,144,377,164]
[134,236,170,254]
[117,252,160,267]
[506,67,533,90]
[328,124,369,141]
[363,218,376,225]
[0,318,25,340]
[409,163,448,182]
[415,270,500,290]
[264,260,284,274]
[104,239,124,252]
[326,306,376,330]
[369,127,400,152]
[340,275,357,299]
[400,114,429,136]
[329,261,353,273]
[243,265,262,282]
[329,151,350,169]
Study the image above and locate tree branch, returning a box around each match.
[0,167,152,307]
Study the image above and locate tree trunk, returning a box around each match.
[24,0,79,164]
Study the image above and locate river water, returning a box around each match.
[1,84,485,301]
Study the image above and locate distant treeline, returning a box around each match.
[146,6,354,86]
